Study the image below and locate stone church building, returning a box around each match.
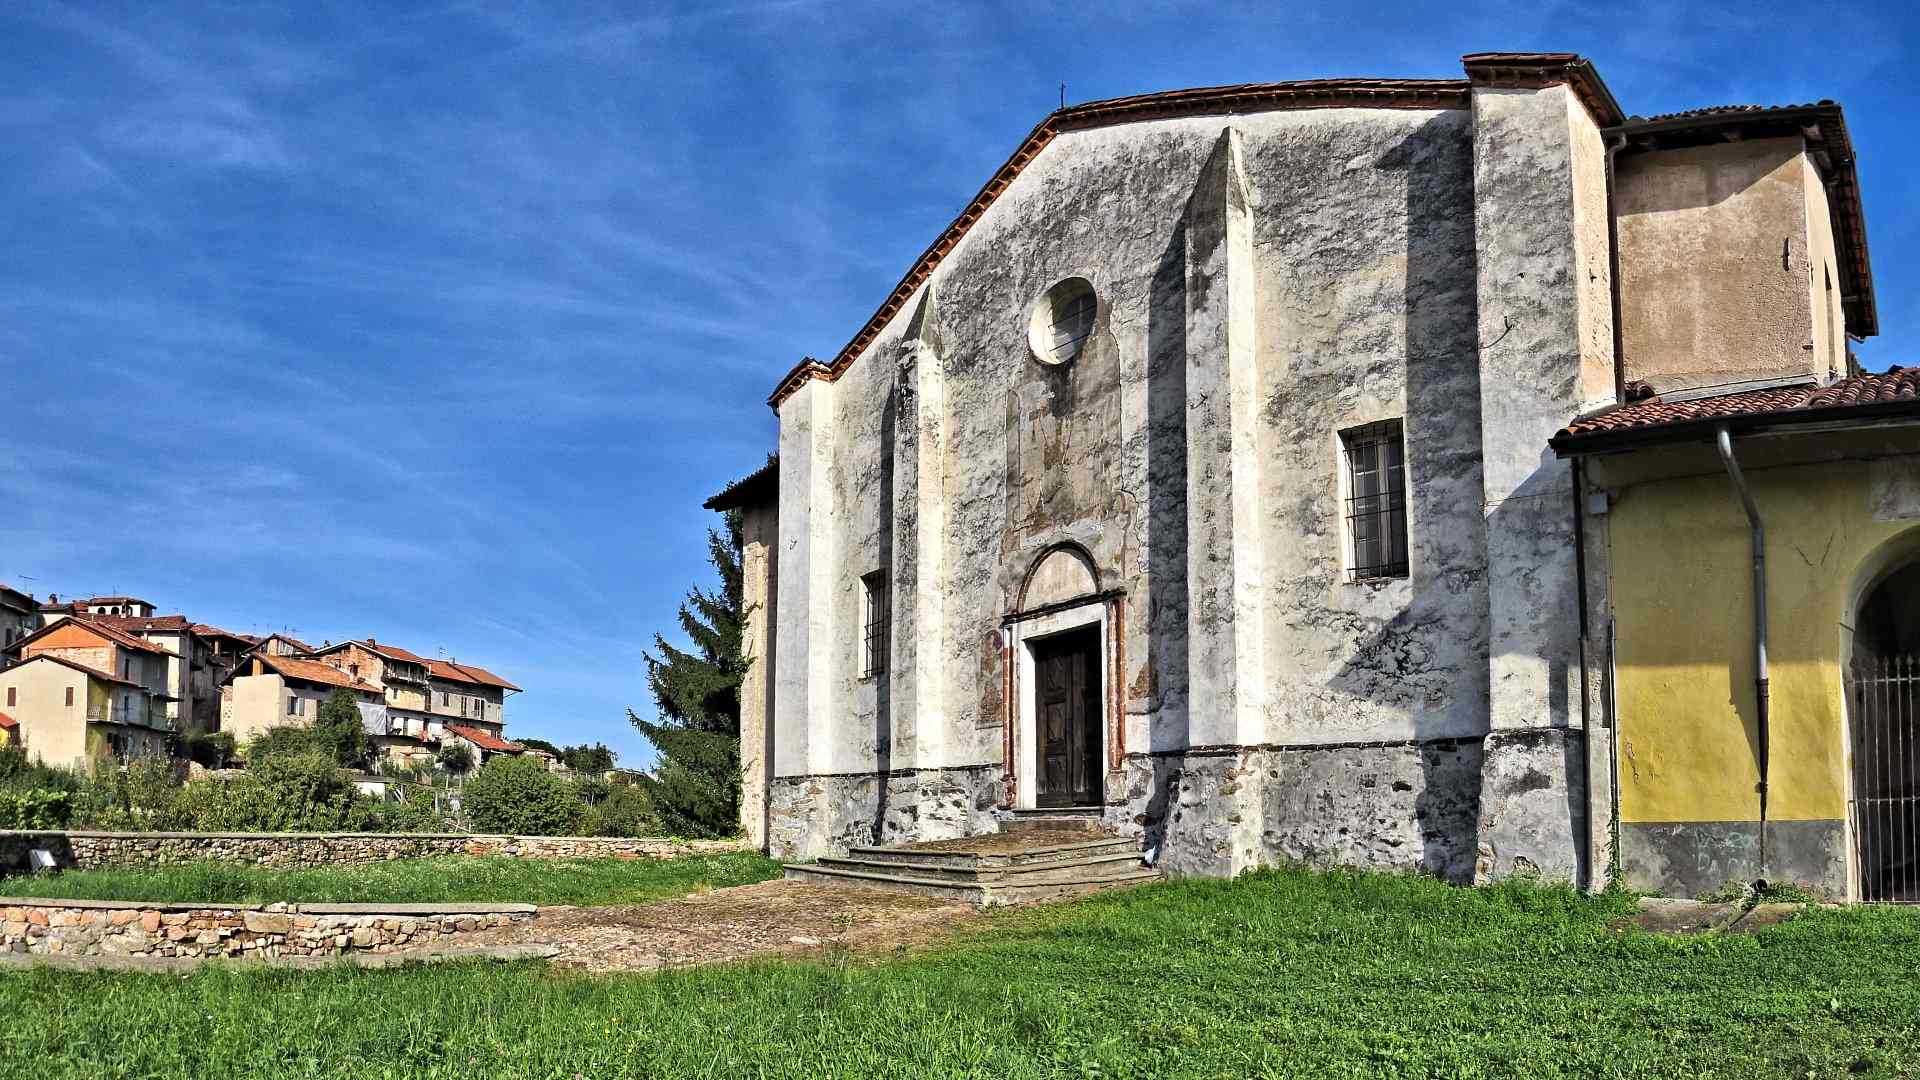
[709,51,1880,892]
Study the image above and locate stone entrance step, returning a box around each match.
[1003,807,1108,834]
[783,828,1159,906]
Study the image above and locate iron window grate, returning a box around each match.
[1343,420,1409,580]
[862,571,890,678]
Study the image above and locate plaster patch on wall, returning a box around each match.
[1869,457,1920,522]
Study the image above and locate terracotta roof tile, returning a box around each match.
[446,724,522,753]
[1555,367,1920,447]
[11,653,149,691]
[427,659,520,692]
[0,712,15,729]
[252,654,385,695]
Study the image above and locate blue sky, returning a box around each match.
[3,1,1915,768]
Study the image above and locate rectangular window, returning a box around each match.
[861,571,890,678]
[65,687,73,707]
[441,691,449,706]
[4,687,12,707]
[1341,420,1409,579]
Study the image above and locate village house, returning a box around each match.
[36,594,157,625]
[716,51,1899,900]
[0,585,36,660]
[221,652,386,746]
[0,618,177,766]
[219,637,523,769]
[82,615,253,738]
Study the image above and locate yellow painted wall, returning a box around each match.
[1608,447,1920,825]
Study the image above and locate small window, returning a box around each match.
[1342,420,1409,580]
[861,571,890,678]
[441,691,449,706]
[65,687,73,707]
[4,687,12,707]
[1027,278,1097,366]
[349,663,359,677]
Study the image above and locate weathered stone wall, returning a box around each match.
[765,766,1003,859]
[1116,740,1485,881]
[0,832,746,872]
[0,898,533,959]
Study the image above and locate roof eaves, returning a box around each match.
[1606,100,1875,338]
[1552,394,1920,456]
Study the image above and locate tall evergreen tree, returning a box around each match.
[630,511,746,838]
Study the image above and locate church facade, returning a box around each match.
[711,51,1879,891]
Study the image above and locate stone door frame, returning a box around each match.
[1002,589,1125,810]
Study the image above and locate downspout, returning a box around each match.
[1715,425,1770,879]
[1571,456,1595,891]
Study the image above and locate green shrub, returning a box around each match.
[0,788,74,829]
[435,744,474,775]
[314,690,373,771]
[576,783,657,838]
[0,744,84,794]
[183,732,238,770]
[243,725,326,766]
[74,758,188,831]
[462,755,579,836]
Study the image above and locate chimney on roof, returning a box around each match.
[47,594,56,603]
[368,637,376,645]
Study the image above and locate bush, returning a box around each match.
[244,725,326,767]
[0,788,73,829]
[462,756,579,836]
[435,744,474,775]
[183,732,238,770]
[314,690,372,771]
[74,757,187,831]
[576,783,657,838]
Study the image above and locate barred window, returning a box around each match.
[1342,420,1409,579]
[862,571,890,678]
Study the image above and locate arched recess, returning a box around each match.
[1017,543,1101,613]
[1841,524,1920,902]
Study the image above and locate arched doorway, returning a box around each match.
[1850,559,1920,901]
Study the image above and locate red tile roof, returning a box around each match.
[1554,368,1920,450]
[11,616,176,658]
[10,653,150,691]
[251,654,385,695]
[427,658,520,692]
[446,724,522,753]
[95,614,193,633]
[0,712,16,730]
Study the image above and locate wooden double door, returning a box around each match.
[1034,626,1103,808]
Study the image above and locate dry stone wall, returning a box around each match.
[0,831,745,871]
[0,898,534,959]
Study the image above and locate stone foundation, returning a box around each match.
[0,898,534,959]
[0,832,746,872]
[1115,739,1486,881]
[765,744,1492,883]
[767,766,1005,860]
[1473,728,1588,884]
[1619,819,1846,899]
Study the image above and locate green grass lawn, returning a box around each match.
[5,865,1920,1078]
[0,852,783,907]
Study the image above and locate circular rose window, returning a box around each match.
[1028,278,1097,366]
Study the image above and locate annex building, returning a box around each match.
[713,52,1909,900]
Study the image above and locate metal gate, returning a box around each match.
[1851,656,1920,902]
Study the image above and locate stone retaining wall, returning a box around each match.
[0,898,535,959]
[0,832,746,871]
